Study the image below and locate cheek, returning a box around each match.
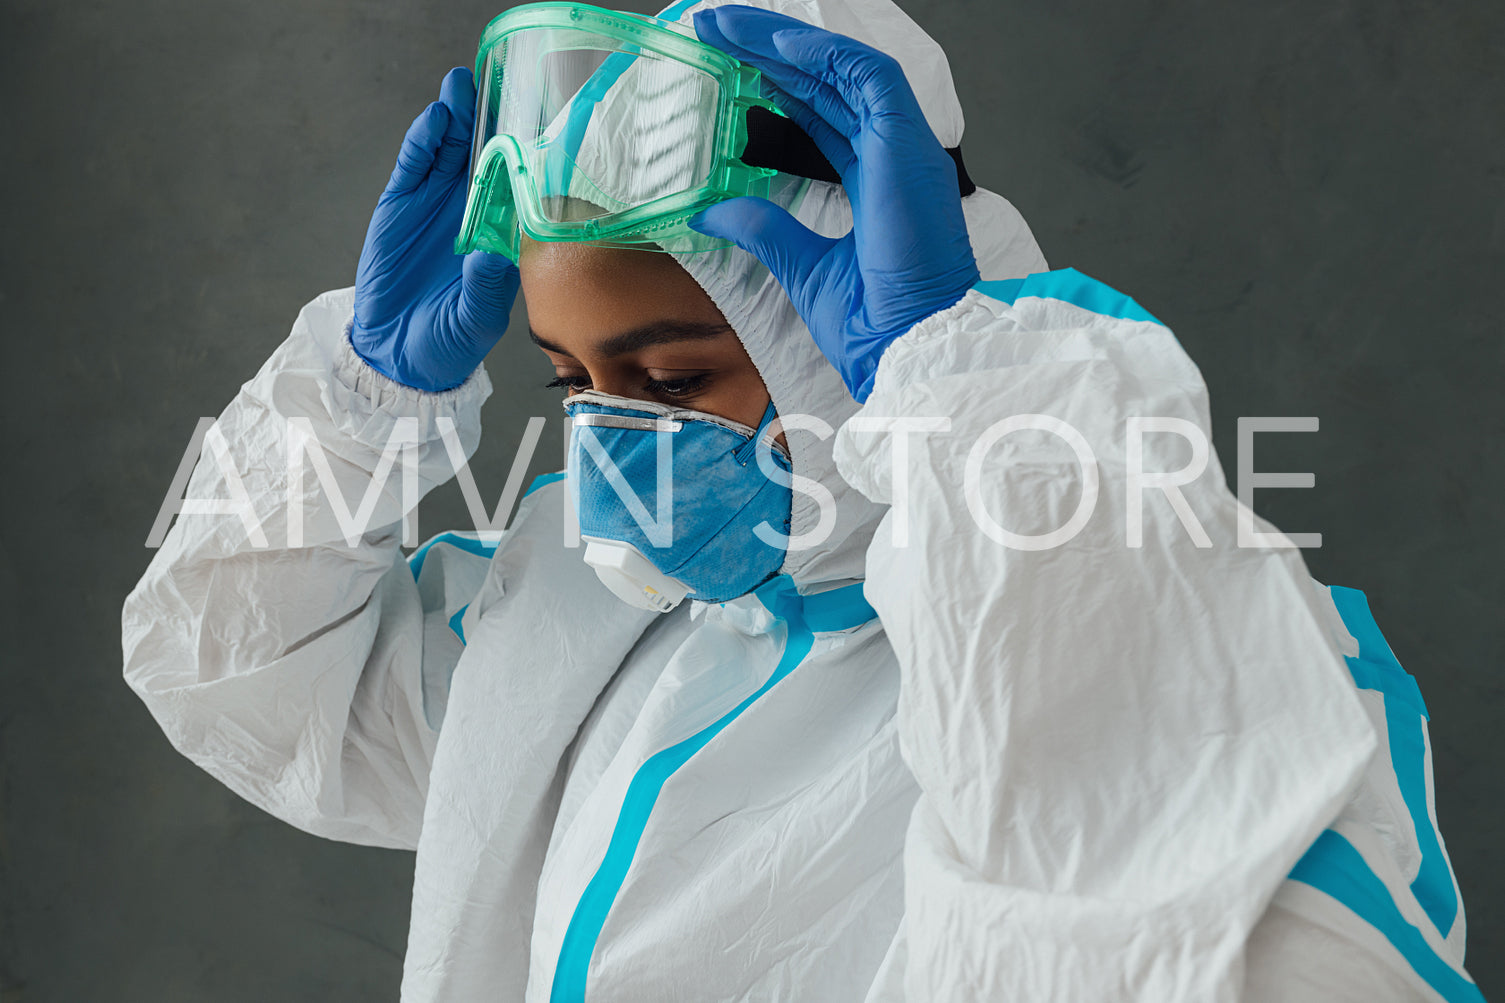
[705,367,773,429]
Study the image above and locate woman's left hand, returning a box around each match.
[690,5,978,403]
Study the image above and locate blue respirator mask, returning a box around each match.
[564,391,793,612]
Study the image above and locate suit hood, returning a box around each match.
[666,0,1049,589]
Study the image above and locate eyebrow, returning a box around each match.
[528,320,735,359]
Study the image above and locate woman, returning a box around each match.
[122,0,1477,1000]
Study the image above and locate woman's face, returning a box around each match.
[518,240,772,429]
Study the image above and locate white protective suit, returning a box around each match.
[121,0,1480,999]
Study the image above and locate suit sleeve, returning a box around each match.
[834,271,1379,1001]
[122,287,492,850]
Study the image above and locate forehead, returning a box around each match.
[518,240,728,350]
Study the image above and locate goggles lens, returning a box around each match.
[474,27,722,225]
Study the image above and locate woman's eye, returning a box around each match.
[544,375,591,393]
[644,374,710,399]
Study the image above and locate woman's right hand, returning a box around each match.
[352,67,519,392]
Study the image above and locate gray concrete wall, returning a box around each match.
[2,0,1499,997]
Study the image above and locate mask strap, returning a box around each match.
[735,402,784,466]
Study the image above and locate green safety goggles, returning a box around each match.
[456,2,791,260]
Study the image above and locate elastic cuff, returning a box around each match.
[319,317,492,448]
[337,319,488,404]
[865,290,996,400]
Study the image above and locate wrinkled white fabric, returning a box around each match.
[836,284,1474,1001]
[122,0,1477,999]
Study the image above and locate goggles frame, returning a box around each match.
[456,2,786,259]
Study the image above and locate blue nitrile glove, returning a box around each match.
[352,67,519,392]
[689,7,979,403]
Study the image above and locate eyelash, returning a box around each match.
[543,374,711,400]
[644,375,709,399]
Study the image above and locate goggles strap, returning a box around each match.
[742,106,976,197]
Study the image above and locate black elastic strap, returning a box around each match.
[741,105,976,197]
